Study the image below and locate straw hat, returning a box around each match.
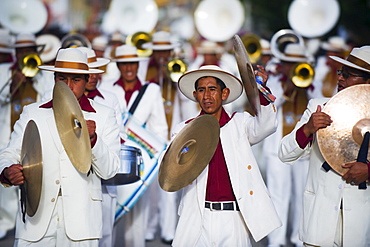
[279,43,309,62]
[260,39,272,55]
[38,48,104,74]
[92,35,108,51]
[196,40,224,54]
[12,33,45,51]
[36,34,61,63]
[142,31,180,51]
[330,46,370,73]
[321,36,350,53]
[0,32,13,53]
[76,46,110,68]
[113,45,149,62]
[178,65,243,104]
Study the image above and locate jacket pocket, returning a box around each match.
[89,188,103,201]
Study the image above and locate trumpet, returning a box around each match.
[291,62,315,88]
[126,32,152,57]
[167,58,187,83]
[241,34,262,64]
[0,53,42,104]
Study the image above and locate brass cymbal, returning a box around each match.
[317,84,370,175]
[158,115,220,192]
[233,34,261,116]
[53,81,91,174]
[21,120,42,217]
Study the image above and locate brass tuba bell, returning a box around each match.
[241,34,262,64]
[291,62,315,88]
[167,58,187,83]
[126,32,153,57]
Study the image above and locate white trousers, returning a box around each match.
[0,186,18,232]
[266,154,309,247]
[14,197,98,247]
[99,189,116,247]
[196,209,252,247]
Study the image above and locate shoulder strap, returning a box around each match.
[129,83,149,115]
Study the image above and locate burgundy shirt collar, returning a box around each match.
[185,108,235,127]
[39,94,96,113]
[86,88,104,100]
[114,77,143,104]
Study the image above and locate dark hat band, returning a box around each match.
[347,55,370,70]
[54,61,89,70]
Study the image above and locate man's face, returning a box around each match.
[117,62,138,83]
[85,73,101,92]
[337,66,370,92]
[55,72,88,100]
[192,76,229,117]
[15,47,36,62]
[153,49,172,65]
[203,53,219,66]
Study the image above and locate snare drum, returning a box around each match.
[102,145,143,185]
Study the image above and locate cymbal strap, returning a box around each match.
[356,131,369,189]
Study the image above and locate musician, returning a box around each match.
[0,32,52,241]
[143,31,184,244]
[262,43,323,247]
[0,48,120,246]
[279,46,370,247]
[165,64,281,246]
[0,29,15,241]
[313,36,350,97]
[100,44,168,246]
[76,46,123,247]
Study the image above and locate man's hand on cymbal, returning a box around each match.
[342,161,369,185]
[303,105,332,137]
[4,164,24,185]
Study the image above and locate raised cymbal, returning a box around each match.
[233,34,261,116]
[159,115,220,192]
[53,81,91,174]
[317,84,370,175]
[21,120,42,217]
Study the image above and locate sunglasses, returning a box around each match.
[336,69,365,79]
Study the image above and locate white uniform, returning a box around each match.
[99,80,168,246]
[87,89,123,247]
[0,63,53,238]
[0,98,120,245]
[279,98,370,246]
[263,74,321,247]
[168,104,281,246]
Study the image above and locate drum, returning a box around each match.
[102,145,143,185]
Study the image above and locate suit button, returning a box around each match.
[247,165,252,170]
[51,198,55,202]
[56,180,60,185]
[249,191,253,195]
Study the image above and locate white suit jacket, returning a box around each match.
[169,105,281,246]
[279,98,370,246]
[0,99,120,242]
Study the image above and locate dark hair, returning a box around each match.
[194,76,226,91]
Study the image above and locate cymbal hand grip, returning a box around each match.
[256,76,276,103]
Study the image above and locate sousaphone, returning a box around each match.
[288,0,340,38]
[53,81,91,174]
[0,0,48,34]
[159,115,220,192]
[317,84,370,175]
[101,0,158,35]
[194,0,245,42]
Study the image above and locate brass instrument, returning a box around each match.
[291,62,315,88]
[241,34,262,64]
[167,58,187,83]
[61,33,92,49]
[126,32,153,57]
[0,53,42,104]
[270,29,305,61]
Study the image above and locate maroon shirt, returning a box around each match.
[114,77,142,104]
[86,88,104,100]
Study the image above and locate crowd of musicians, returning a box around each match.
[0,14,369,247]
